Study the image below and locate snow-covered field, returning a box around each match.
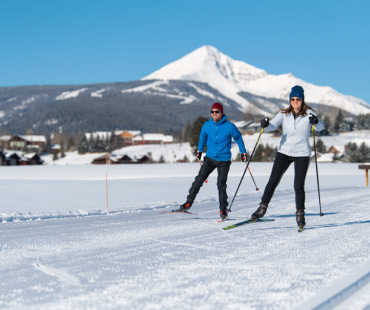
[1,161,369,309]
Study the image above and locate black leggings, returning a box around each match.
[186,157,231,210]
[261,152,310,211]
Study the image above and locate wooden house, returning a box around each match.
[23,153,44,165]
[5,152,22,166]
[91,154,120,165]
[8,135,46,152]
[118,155,134,164]
[0,135,11,150]
[133,133,173,145]
[137,155,151,164]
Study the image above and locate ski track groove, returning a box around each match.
[33,258,82,287]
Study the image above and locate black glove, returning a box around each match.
[261,117,270,128]
[196,151,202,160]
[241,153,248,162]
[309,114,319,124]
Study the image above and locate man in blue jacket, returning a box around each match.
[179,102,247,220]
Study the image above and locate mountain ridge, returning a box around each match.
[142,45,370,116]
[0,45,369,136]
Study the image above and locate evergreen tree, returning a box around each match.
[60,140,66,158]
[321,115,332,136]
[315,139,327,153]
[94,135,103,152]
[343,142,370,163]
[181,121,192,142]
[188,116,209,150]
[358,142,370,162]
[88,135,95,152]
[357,114,370,130]
[253,144,277,162]
[266,144,278,161]
[78,135,89,154]
[109,130,115,151]
[253,145,264,162]
[334,110,344,133]
[67,134,75,151]
[46,135,53,154]
[253,144,265,161]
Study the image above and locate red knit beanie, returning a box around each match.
[211,102,223,113]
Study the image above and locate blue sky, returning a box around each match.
[1,0,369,103]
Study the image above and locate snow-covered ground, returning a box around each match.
[1,162,369,309]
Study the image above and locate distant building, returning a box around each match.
[0,135,11,150]
[85,130,142,149]
[133,133,174,145]
[91,154,120,165]
[51,144,61,154]
[112,130,141,148]
[7,135,46,152]
[233,121,261,134]
[0,151,43,166]
[22,153,44,165]
[91,153,151,164]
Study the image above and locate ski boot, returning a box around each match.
[251,202,268,220]
[296,210,306,232]
[179,202,192,212]
[220,209,228,221]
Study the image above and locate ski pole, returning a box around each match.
[229,128,264,211]
[247,166,259,191]
[312,125,323,216]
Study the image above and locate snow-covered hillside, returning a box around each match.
[142,45,370,115]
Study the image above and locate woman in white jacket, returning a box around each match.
[251,85,324,229]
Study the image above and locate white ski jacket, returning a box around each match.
[264,110,325,157]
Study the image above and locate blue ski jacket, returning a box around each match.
[264,110,325,157]
[198,114,246,161]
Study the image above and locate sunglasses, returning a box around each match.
[210,110,221,114]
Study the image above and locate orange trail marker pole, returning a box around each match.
[106,155,109,209]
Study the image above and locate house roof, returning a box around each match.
[133,133,174,142]
[4,151,27,161]
[120,131,134,138]
[0,135,11,142]
[18,135,47,143]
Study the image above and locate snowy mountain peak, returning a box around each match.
[143,45,267,87]
[142,45,370,116]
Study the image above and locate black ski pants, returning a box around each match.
[261,152,310,211]
[186,157,231,210]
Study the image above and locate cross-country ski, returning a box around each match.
[222,218,275,230]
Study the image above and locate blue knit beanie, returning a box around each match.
[289,85,304,101]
